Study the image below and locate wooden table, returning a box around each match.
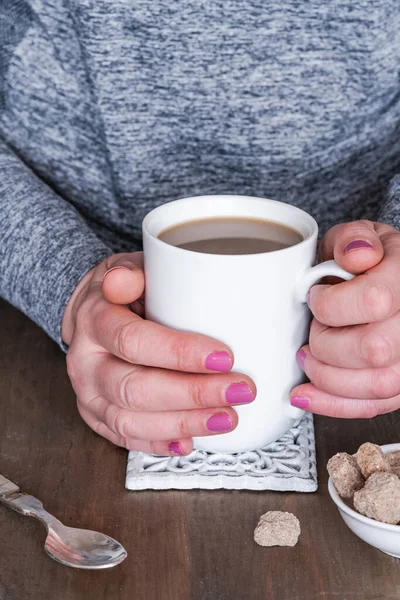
[1,299,400,600]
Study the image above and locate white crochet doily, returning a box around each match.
[126,413,317,492]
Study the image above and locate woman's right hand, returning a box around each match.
[62,252,256,455]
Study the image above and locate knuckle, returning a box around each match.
[342,220,374,240]
[75,297,97,338]
[308,321,325,358]
[90,294,107,321]
[169,334,192,371]
[308,334,318,357]
[312,289,332,324]
[119,370,135,407]
[76,400,90,425]
[176,415,192,439]
[93,420,105,436]
[119,436,132,450]
[116,320,138,361]
[110,407,131,438]
[74,308,86,335]
[148,440,160,454]
[362,284,396,322]
[190,381,208,408]
[370,367,400,399]
[352,219,374,232]
[66,350,79,382]
[360,331,393,367]
[66,350,87,392]
[119,368,147,410]
[308,370,324,392]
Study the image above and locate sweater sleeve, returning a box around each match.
[377,175,400,229]
[0,137,113,349]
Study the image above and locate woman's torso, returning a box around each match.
[1,0,400,248]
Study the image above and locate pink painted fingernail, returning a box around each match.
[290,396,310,409]
[345,240,373,253]
[206,413,233,432]
[168,441,184,456]
[225,383,255,405]
[205,351,233,372]
[296,349,306,369]
[103,265,130,281]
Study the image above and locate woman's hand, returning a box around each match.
[62,253,256,455]
[291,220,400,418]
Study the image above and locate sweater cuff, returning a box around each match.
[54,244,114,352]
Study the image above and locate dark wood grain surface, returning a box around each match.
[1,298,400,600]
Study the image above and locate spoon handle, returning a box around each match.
[0,474,19,496]
[0,474,58,528]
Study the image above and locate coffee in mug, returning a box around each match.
[158,216,303,255]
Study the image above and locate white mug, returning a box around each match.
[142,195,353,453]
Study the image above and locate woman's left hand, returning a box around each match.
[290,220,400,418]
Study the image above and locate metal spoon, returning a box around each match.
[0,474,127,569]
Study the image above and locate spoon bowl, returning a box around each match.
[0,474,127,569]
[44,522,127,569]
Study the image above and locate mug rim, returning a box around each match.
[142,194,318,259]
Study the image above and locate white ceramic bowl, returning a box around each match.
[328,443,400,559]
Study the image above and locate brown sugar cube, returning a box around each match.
[254,511,301,547]
[353,472,400,525]
[387,451,400,477]
[356,443,391,479]
[327,453,364,499]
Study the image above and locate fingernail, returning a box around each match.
[296,349,306,369]
[103,266,130,281]
[306,291,311,307]
[206,413,233,432]
[290,395,310,410]
[168,441,184,456]
[344,240,373,253]
[205,351,233,372]
[225,383,255,405]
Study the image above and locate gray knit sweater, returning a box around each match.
[1,1,400,347]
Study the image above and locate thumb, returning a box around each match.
[102,252,145,305]
[319,220,384,274]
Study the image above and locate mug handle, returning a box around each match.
[288,260,355,419]
[295,259,355,303]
